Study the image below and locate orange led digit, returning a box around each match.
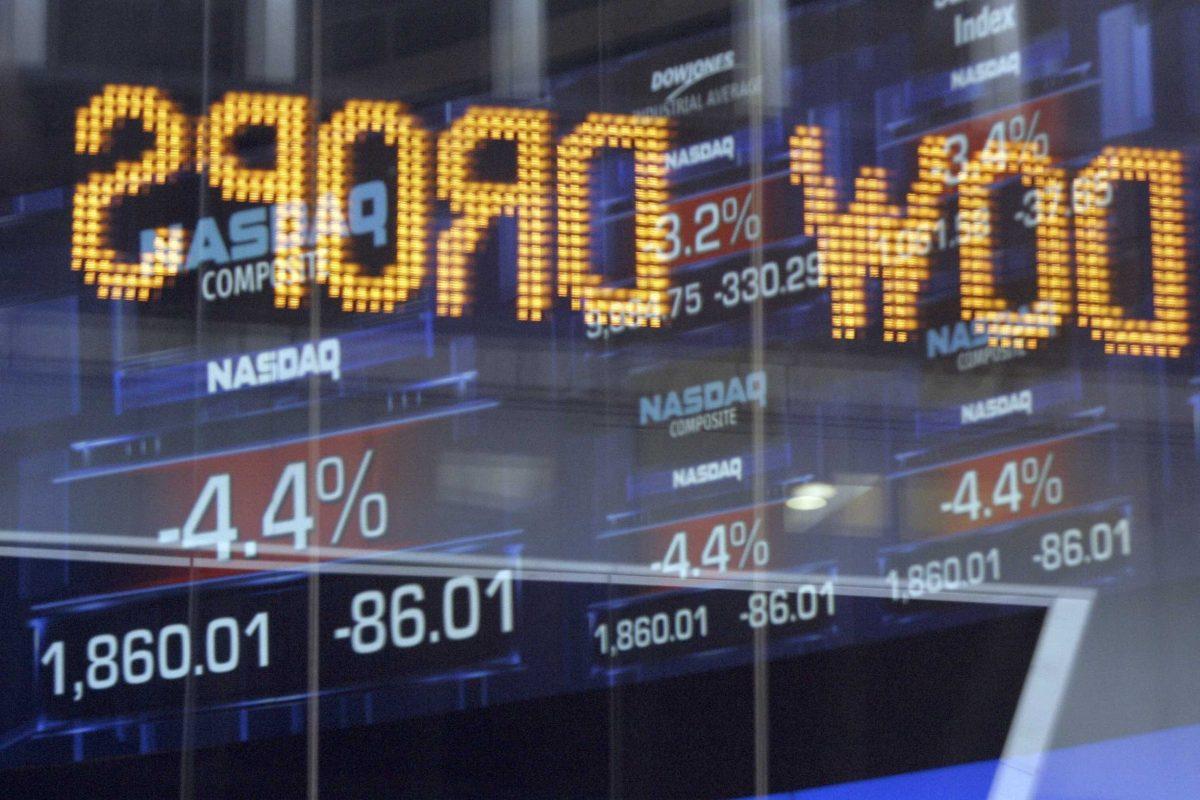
[958,140,1072,350]
[435,107,554,321]
[201,92,310,308]
[71,84,192,301]
[789,126,950,342]
[556,113,671,327]
[1074,148,1192,357]
[316,101,431,313]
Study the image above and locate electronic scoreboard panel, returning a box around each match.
[2,0,1200,797]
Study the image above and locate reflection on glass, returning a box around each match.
[0,1,1198,797]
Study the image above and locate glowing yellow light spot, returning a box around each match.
[71,85,191,301]
[435,107,554,321]
[1074,147,1191,358]
[202,92,310,308]
[556,114,671,327]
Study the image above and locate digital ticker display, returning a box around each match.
[3,0,1200,796]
